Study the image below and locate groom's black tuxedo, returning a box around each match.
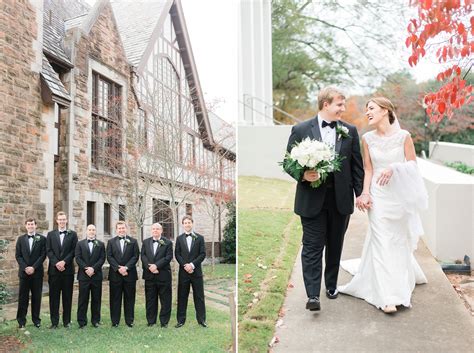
[285,118,364,216]
[285,117,364,298]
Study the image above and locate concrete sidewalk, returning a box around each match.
[273,209,474,353]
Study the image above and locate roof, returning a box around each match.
[208,112,236,156]
[43,0,91,67]
[41,54,71,106]
[111,0,170,66]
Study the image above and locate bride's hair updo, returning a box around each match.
[366,97,397,124]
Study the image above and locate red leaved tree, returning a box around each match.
[406,0,473,122]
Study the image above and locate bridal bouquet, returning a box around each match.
[281,137,344,188]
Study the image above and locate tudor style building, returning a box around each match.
[0,0,235,285]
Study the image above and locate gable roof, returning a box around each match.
[43,0,91,67]
[208,112,236,158]
[41,54,71,107]
[110,0,171,67]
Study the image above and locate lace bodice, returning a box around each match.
[363,129,409,172]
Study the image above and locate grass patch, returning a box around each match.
[238,176,301,352]
[205,264,235,281]
[0,265,234,352]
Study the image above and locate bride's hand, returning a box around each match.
[356,194,372,212]
[377,168,393,186]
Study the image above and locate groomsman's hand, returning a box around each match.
[118,266,128,276]
[85,267,95,277]
[303,170,320,182]
[184,263,194,273]
[56,261,66,271]
[25,266,35,275]
[148,264,159,274]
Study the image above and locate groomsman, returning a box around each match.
[175,216,207,328]
[141,223,173,327]
[106,221,139,327]
[75,224,105,328]
[15,218,46,328]
[46,211,78,329]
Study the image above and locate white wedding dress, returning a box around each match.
[338,129,428,309]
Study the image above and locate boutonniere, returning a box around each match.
[336,125,349,140]
[33,235,41,242]
[93,240,99,247]
[124,237,131,244]
[190,233,198,241]
[158,239,166,246]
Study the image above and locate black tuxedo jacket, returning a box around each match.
[106,235,139,282]
[75,239,106,281]
[15,234,46,279]
[46,229,78,276]
[285,118,364,217]
[175,233,206,277]
[141,237,173,282]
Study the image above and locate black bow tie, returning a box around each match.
[118,236,125,240]
[87,239,95,243]
[322,120,336,129]
[153,239,160,243]
[59,230,67,235]
[185,234,192,238]
[28,235,34,239]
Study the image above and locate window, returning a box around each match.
[187,133,196,166]
[104,203,111,235]
[87,201,95,226]
[153,199,174,239]
[186,203,192,217]
[138,108,147,148]
[119,204,126,221]
[92,72,122,173]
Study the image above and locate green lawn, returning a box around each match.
[238,176,301,353]
[0,264,234,353]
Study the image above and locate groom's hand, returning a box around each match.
[303,170,320,182]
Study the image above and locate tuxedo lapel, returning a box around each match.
[335,122,343,154]
[114,237,122,257]
[84,241,92,261]
[23,235,31,259]
[311,117,322,141]
[181,235,190,255]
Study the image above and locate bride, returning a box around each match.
[338,97,428,314]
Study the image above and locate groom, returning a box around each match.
[284,87,364,311]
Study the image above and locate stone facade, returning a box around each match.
[0,0,235,287]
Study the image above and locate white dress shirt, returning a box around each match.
[28,233,34,252]
[58,229,67,246]
[318,115,337,148]
[185,232,195,269]
[87,238,94,254]
[152,238,160,255]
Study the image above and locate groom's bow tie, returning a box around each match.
[322,120,336,129]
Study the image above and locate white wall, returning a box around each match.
[238,125,293,181]
[418,158,474,262]
[429,141,474,166]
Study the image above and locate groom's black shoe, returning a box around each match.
[306,297,321,311]
[326,289,339,299]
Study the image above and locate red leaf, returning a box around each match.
[405,37,411,48]
[438,102,446,114]
[461,46,469,57]
[457,23,466,35]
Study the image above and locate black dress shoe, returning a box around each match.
[92,323,99,328]
[198,322,208,328]
[112,323,119,328]
[306,297,321,311]
[326,289,339,299]
[18,324,25,329]
[34,323,41,328]
[49,324,58,329]
[126,323,134,328]
[175,322,185,328]
[160,323,168,328]
[64,323,71,328]
[79,324,86,329]
[147,323,155,327]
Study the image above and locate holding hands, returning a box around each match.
[356,193,372,212]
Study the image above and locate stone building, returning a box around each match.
[0,0,236,285]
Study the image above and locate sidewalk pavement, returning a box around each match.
[273,209,474,353]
